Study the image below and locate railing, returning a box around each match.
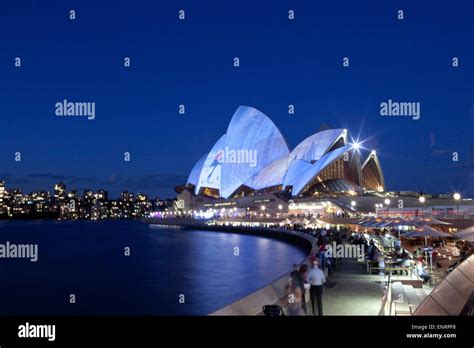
[379,273,392,316]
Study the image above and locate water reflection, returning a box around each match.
[0,221,307,315]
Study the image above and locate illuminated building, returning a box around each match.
[177,106,385,211]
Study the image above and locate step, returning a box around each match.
[395,301,412,315]
[413,288,431,303]
[404,285,422,309]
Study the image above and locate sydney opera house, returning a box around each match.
[176,106,385,213]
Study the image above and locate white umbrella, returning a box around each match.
[402,226,451,271]
[291,217,306,225]
[309,217,325,226]
[455,226,474,239]
[462,234,474,242]
[402,225,451,251]
[402,225,451,238]
[356,217,375,225]
[362,218,381,227]
[418,217,451,226]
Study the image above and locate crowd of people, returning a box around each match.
[284,227,354,316]
[273,222,474,316]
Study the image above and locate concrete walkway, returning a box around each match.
[305,259,385,315]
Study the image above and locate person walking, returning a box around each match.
[285,277,304,316]
[298,264,309,314]
[290,264,307,314]
[306,259,326,316]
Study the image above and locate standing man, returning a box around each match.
[306,259,326,316]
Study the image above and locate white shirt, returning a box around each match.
[306,267,326,286]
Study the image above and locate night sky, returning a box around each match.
[0,0,472,199]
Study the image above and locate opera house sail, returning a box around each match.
[177,106,385,209]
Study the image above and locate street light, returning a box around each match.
[276,204,283,218]
[454,193,461,216]
[419,196,425,216]
[350,200,356,207]
[351,142,361,152]
[261,205,266,211]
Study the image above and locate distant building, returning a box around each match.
[121,191,134,202]
[95,190,108,201]
[54,182,66,207]
[0,179,158,221]
[68,190,78,199]
[0,181,7,215]
[83,189,94,200]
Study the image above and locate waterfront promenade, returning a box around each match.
[146,217,474,316]
[146,218,386,315]
[259,258,384,316]
[304,259,383,315]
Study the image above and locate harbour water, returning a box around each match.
[0,220,307,315]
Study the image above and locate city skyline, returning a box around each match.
[0,179,168,200]
[0,1,472,199]
[0,173,184,200]
[0,179,173,220]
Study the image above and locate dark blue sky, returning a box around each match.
[0,0,472,198]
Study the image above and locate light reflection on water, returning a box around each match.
[0,220,307,315]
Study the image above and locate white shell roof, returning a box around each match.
[361,151,385,189]
[282,159,313,189]
[288,129,346,164]
[220,106,290,198]
[186,153,207,186]
[291,145,352,196]
[186,106,376,199]
[244,156,290,190]
[195,134,226,195]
